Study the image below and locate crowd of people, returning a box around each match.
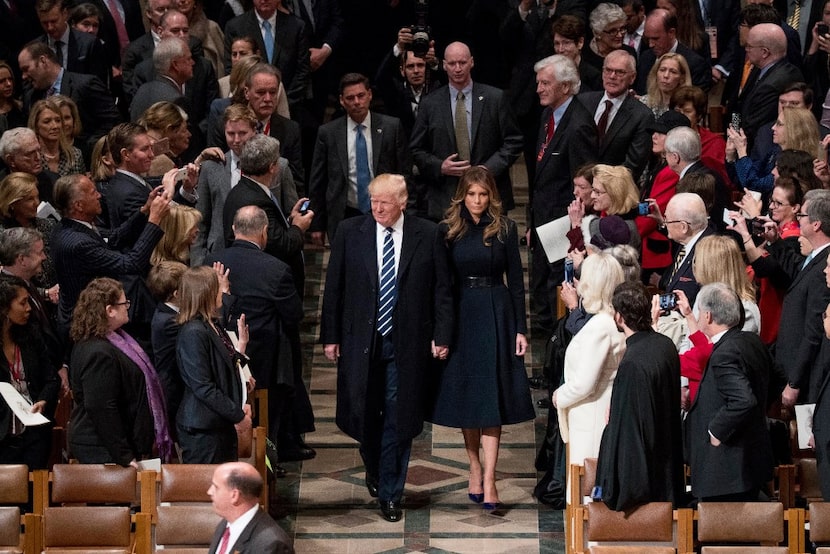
[4,0,830,544]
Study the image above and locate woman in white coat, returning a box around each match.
[553,252,626,472]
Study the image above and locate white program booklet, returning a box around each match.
[0,382,50,426]
[536,215,572,263]
[795,403,816,450]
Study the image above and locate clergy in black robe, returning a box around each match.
[596,282,685,511]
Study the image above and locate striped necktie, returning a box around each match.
[377,227,396,337]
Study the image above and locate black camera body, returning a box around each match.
[407,0,431,58]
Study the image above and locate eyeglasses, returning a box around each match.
[664,220,689,226]
[795,212,810,220]
[769,199,791,208]
[591,187,608,195]
[112,300,131,308]
[602,26,626,36]
[602,67,629,76]
[744,43,765,51]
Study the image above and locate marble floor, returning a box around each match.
[271,166,566,553]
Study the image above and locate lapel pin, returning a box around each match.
[478,96,484,101]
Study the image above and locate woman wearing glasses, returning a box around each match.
[582,3,637,73]
[68,278,173,466]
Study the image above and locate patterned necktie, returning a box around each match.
[377,228,396,337]
[672,245,686,278]
[537,111,554,162]
[788,0,801,30]
[597,99,612,142]
[454,91,471,161]
[217,526,231,554]
[355,124,371,213]
[54,40,64,67]
[105,0,129,52]
[262,20,274,63]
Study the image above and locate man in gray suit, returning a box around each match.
[207,462,293,553]
[192,104,295,265]
[410,41,522,220]
[309,73,411,244]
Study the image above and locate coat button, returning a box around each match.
[363,348,369,354]
[368,318,374,325]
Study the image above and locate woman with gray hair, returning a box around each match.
[583,3,637,73]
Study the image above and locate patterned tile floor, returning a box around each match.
[272,165,566,553]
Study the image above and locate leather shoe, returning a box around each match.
[528,376,549,390]
[274,465,287,478]
[279,445,316,462]
[379,500,402,522]
[365,473,379,498]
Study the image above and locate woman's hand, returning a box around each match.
[734,191,762,219]
[195,147,224,166]
[30,400,46,413]
[650,294,662,328]
[235,404,252,433]
[570,249,585,271]
[675,289,692,318]
[725,127,748,159]
[567,198,584,229]
[515,333,527,356]
[726,209,751,243]
[814,158,830,187]
[212,262,231,294]
[560,280,579,311]
[236,313,248,356]
[646,198,664,225]
[431,340,448,360]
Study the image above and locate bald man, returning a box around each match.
[410,41,522,221]
[731,23,803,150]
[207,462,293,554]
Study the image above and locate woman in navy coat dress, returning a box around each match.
[431,167,535,510]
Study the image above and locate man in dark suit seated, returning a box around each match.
[635,8,713,94]
[577,50,654,180]
[207,64,304,191]
[18,41,120,157]
[410,41,523,221]
[309,73,411,245]
[657,192,712,303]
[35,0,107,83]
[223,0,310,114]
[207,462,294,553]
[687,283,775,502]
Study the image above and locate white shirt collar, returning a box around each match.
[225,504,259,552]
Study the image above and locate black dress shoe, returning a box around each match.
[365,474,379,498]
[379,500,402,522]
[279,445,316,461]
[537,398,553,409]
[274,465,287,478]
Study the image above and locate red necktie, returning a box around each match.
[105,0,130,53]
[217,526,231,554]
[537,111,554,162]
[597,100,612,142]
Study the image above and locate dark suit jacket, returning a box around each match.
[635,42,713,95]
[222,176,305,293]
[207,240,303,389]
[150,303,183,423]
[658,226,715,305]
[531,99,597,227]
[410,82,523,219]
[223,11,310,109]
[103,170,195,235]
[687,329,774,499]
[309,112,412,240]
[734,59,804,150]
[576,91,654,180]
[51,214,163,327]
[176,317,245,431]
[320,214,453,443]
[23,71,120,154]
[122,34,204,98]
[129,77,186,122]
[693,0,741,75]
[83,0,145,68]
[754,243,830,401]
[38,28,107,82]
[206,105,305,189]
[208,508,294,554]
[373,49,444,136]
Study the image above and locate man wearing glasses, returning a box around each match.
[657,191,712,305]
[577,50,653,180]
[634,8,713,94]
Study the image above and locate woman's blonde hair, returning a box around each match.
[645,53,691,110]
[693,235,755,302]
[0,172,37,219]
[138,101,188,137]
[443,166,506,244]
[592,164,639,214]
[577,251,625,314]
[70,277,124,341]
[28,99,74,165]
[176,266,219,325]
[51,94,82,138]
[89,135,115,182]
[151,204,202,265]
[779,107,821,158]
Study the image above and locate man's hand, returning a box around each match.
[515,333,527,356]
[235,404,252,433]
[147,190,171,225]
[324,344,340,361]
[782,384,799,408]
[709,432,721,447]
[441,153,471,177]
[288,197,314,232]
[237,313,248,356]
[309,45,331,71]
[396,27,413,52]
[711,67,724,83]
[431,341,449,360]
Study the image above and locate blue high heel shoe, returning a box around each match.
[468,492,484,503]
[483,502,500,511]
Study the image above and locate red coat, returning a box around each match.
[636,165,677,270]
[699,126,731,190]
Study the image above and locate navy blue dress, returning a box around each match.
[430,212,535,428]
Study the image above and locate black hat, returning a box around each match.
[590,215,632,250]
[646,111,691,134]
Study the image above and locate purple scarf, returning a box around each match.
[107,329,174,462]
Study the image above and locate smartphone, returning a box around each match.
[730,112,741,131]
[659,293,677,311]
[638,202,650,216]
[819,23,829,36]
[751,219,766,237]
[151,137,170,156]
[564,258,574,284]
[299,199,310,215]
[174,167,188,182]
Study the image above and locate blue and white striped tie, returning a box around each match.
[377,227,396,336]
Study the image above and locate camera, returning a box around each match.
[564,258,574,284]
[819,23,830,36]
[750,218,766,237]
[407,0,431,58]
[659,292,677,311]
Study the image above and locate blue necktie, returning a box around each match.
[262,20,274,63]
[355,124,371,213]
[802,252,814,270]
[377,227,396,337]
